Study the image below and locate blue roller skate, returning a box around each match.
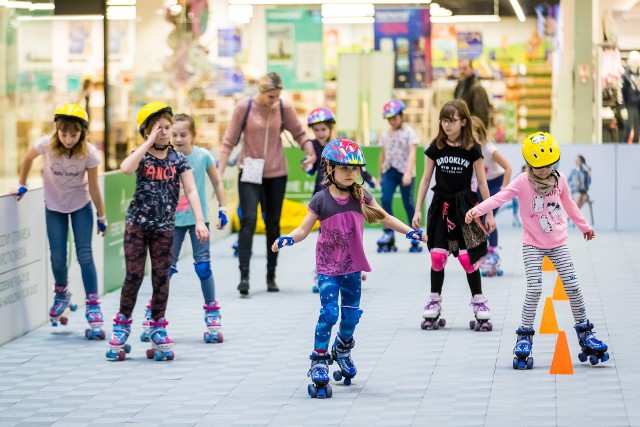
[140,299,152,342]
[421,293,446,330]
[469,295,492,331]
[307,351,333,399]
[480,247,503,277]
[409,238,423,253]
[331,335,357,385]
[232,240,238,257]
[203,301,223,343]
[376,229,397,253]
[574,320,609,365]
[312,269,319,293]
[512,327,535,370]
[146,318,175,361]
[84,293,105,340]
[106,313,132,361]
[49,283,78,326]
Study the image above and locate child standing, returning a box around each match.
[272,139,426,398]
[466,132,609,369]
[170,113,228,344]
[471,116,512,276]
[106,102,209,361]
[568,154,591,210]
[12,104,108,339]
[377,99,421,253]
[412,100,495,331]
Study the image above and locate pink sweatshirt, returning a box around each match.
[473,171,591,249]
[221,97,311,178]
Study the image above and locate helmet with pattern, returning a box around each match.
[54,103,89,128]
[382,99,405,119]
[307,107,335,127]
[321,139,366,167]
[522,131,560,168]
[136,102,173,137]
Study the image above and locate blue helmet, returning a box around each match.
[382,99,405,119]
[321,139,366,166]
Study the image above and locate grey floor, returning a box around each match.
[0,226,638,427]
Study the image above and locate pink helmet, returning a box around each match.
[307,108,336,126]
[382,99,405,119]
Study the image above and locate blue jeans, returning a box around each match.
[314,273,363,351]
[381,167,415,231]
[172,223,215,302]
[477,175,504,247]
[45,202,98,295]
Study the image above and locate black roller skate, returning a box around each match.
[331,336,357,385]
[307,351,333,399]
[574,320,609,365]
[84,293,105,340]
[376,229,397,253]
[469,295,492,331]
[49,283,78,326]
[513,326,535,370]
[421,294,446,330]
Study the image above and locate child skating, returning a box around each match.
[12,103,108,339]
[272,139,426,398]
[466,131,609,369]
[170,113,228,344]
[412,100,495,331]
[106,102,209,361]
[377,99,420,253]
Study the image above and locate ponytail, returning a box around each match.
[349,183,386,224]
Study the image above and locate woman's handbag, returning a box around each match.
[239,156,265,184]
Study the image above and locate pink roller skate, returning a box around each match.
[421,293,446,330]
[203,301,223,343]
[469,294,492,331]
[49,283,77,326]
[106,313,132,361]
[84,293,105,340]
[146,318,175,361]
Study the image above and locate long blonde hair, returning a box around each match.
[433,100,475,150]
[50,118,88,158]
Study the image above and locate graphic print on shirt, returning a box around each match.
[435,155,471,176]
[50,163,83,187]
[529,187,563,233]
[547,201,562,217]
[317,228,354,275]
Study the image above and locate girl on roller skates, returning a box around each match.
[471,116,512,277]
[378,99,420,253]
[106,103,209,361]
[304,107,378,292]
[466,132,609,369]
[12,104,108,339]
[412,100,495,332]
[272,139,425,398]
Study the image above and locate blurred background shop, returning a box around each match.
[0,0,638,186]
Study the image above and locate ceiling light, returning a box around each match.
[431,15,501,23]
[229,4,253,23]
[17,14,103,21]
[106,5,136,19]
[231,0,428,4]
[509,0,526,22]
[0,1,33,8]
[322,16,375,24]
[107,0,136,5]
[29,2,54,10]
[322,3,374,18]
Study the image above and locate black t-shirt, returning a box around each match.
[126,148,192,231]
[425,142,482,194]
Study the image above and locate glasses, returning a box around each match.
[440,118,460,126]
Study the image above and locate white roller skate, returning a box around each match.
[421,293,446,330]
[146,317,175,361]
[480,247,503,277]
[140,299,152,342]
[203,301,223,343]
[106,313,132,361]
[84,293,105,340]
[49,283,78,326]
[469,294,492,331]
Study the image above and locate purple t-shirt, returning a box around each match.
[307,188,373,276]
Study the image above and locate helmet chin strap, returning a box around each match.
[153,143,173,151]
[327,171,353,192]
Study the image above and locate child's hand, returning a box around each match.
[271,236,294,252]
[217,208,228,230]
[302,153,316,171]
[465,208,478,224]
[402,173,412,187]
[485,214,496,234]
[10,185,28,201]
[96,218,108,237]
[406,229,427,244]
[584,229,596,241]
[195,221,210,243]
[411,212,422,230]
[145,122,162,146]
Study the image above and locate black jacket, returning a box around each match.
[454,74,491,128]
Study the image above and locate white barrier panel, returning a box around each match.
[615,145,640,230]
[0,189,48,346]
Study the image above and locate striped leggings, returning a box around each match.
[521,245,587,328]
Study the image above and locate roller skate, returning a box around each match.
[232,240,238,257]
[574,320,610,365]
[469,295,492,331]
[307,351,333,399]
[376,229,397,253]
[140,299,152,342]
[331,335,357,385]
[203,301,223,343]
[409,238,423,253]
[512,327,535,369]
[106,313,132,361]
[480,247,503,277]
[146,318,175,361]
[312,269,319,293]
[84,293,105,340]
[49,284,78,326]
[421,293,446,330]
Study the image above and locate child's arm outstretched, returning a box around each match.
[271,210,319,252]
[180,170,210,243]
[411,156,435,229]
[10,147,39,200]
[206,161,228,230]
[465,178,518,224]
[370,198,427,244]
[473,158,496,233]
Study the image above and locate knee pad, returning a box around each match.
[340,306,363,327]
[169,266,178,278]
[319,303,340,326]
[458,250,478,273]
[194,261,212,280]
[430,249,449,271]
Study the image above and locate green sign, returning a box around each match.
[266,9,323,90]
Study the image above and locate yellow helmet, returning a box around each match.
[54,103,89,128]
[136,102,172,136]
[522,131,560,168]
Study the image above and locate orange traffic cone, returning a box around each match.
[542,256,555,271]
[539,297,559,334]
[549,330,574,374]
[552,276,569,300]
